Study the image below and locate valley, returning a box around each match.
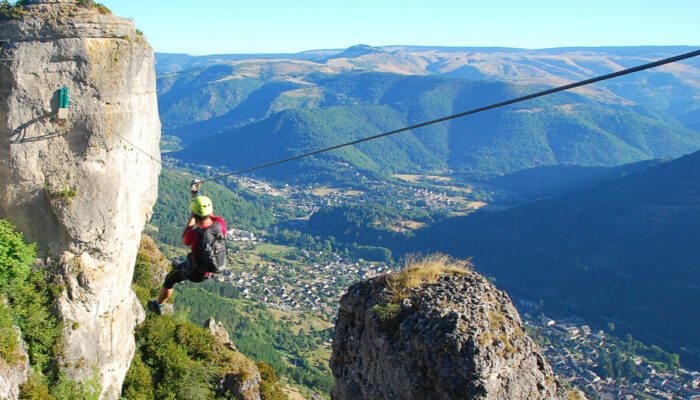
[149,45,700,399]
[149,157,700,399]
[163,202,700,399]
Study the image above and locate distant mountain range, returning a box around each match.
[158,45,700,180]
[156,45,700,121]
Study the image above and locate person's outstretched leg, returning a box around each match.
[148,261,187,315]
[157,287,173,304]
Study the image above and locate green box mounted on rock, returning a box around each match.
[58,87,69,108]
[57,86,69,119]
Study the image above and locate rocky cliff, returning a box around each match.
[330,256,571,400]
[205,318,263,400]
[0,0,160,398]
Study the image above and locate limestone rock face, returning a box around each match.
[0,325,31,400]
[0,2,160,398]
[330,271,570,400]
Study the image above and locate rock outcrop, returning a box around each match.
[205,318,262,400]
[331,266,570,400]
[0,1,160,398]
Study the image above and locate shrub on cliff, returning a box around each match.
[257,361,286,400]
[0,0,23,20]
[0,219,61,375]
[0,220,100,399]
[0,219,35,288]
[73,0,111,14]
[0,300,19,363]
[132,235,171,305]
[124,314,219,400]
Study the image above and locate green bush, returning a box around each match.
[7,269,63,376]
[132,235,170,304]
[121,351,153,400]
[371,303,400,322]
[18,376,55,400]
[124,314,219,400]
[94,4,110,14]
[0,223,104,399]
[50,368,101,400]
[0,219,35,288]
[257,361,286,400]
[371,303,402,332]
[76,0,95,7]
[0,219,62,378]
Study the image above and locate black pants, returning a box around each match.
[163,259,209,289]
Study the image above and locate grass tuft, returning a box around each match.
[488,310,506,330]
[386,253,471,302]
[94,4,110,14]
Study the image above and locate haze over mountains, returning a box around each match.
[157,45,700,181]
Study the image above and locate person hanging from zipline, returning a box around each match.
[148,193,227,315]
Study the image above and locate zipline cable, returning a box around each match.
[196,49,700,184]
[115,133,162,165]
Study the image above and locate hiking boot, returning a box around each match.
[147,300,163,316]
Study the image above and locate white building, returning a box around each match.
[228,228,256,241]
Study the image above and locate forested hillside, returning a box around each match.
[156,45,700,134]
[169,71,699,180]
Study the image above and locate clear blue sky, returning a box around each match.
[95,0,699,55]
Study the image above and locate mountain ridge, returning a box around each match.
[156,45,700,73]
[155,45,700,109]
[170,71,700,180]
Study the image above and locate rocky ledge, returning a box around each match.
[0,0,135,41]
[330,259,572,400]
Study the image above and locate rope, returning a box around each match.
[114,133,162,165]
[196,49,700,184]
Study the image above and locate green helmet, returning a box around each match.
[190,196,213,217]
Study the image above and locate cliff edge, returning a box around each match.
[330,256,571,400]
[0,0,160,398]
